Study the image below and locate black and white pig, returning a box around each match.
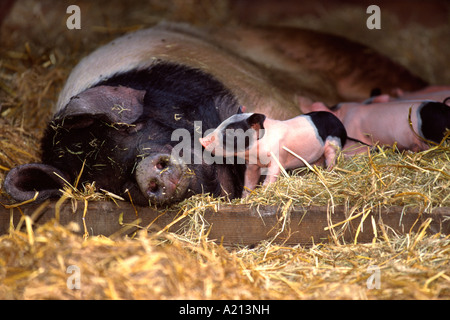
[3,23,427,205]
[199,112,347,196]
[309,98,450,151]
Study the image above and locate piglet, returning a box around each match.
[360,86,450,104]
[199,111,347,196]
[392,86,450,102]
[310,98,450,152]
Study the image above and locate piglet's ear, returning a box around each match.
[237,105,246,113]
[247,113,266,139]
[56,85,146,125]
[3,163,69,203]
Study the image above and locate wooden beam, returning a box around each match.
[0,198,448,246]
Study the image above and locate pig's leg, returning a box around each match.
[262,163,281,186]
[323,139,341,170]
[242,164,261,196]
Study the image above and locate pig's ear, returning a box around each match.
[57,85,146,125]
[247,113,266,139]
[3,163,69,203]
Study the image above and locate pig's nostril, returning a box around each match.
[135,153,189,204]
[148,179,159,193]
[155,157,169,170]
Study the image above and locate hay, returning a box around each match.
[0,218,448,299]
[0,118,41,172]
[1,0,449,300]
[240,144,450,211]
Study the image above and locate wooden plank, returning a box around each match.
[0,198,449,246]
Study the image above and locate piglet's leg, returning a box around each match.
[242,164,261,197]
[323,139,341,170]
[262,163,281,186]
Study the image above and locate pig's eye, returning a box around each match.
[117,122,144,134]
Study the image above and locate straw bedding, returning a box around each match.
[0,0,449,300]
[1,220,449,299]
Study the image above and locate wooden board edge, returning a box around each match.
[0,199,449,246]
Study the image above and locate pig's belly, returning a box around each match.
[357,109,424,149]
[279,132,325,169]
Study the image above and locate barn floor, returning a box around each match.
[0,0,449,300]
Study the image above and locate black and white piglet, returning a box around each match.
[199,111,347,196]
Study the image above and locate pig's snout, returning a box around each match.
[135,153,191,204]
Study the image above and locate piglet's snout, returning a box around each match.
[199,135,215,148]
[135,153,190,204]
